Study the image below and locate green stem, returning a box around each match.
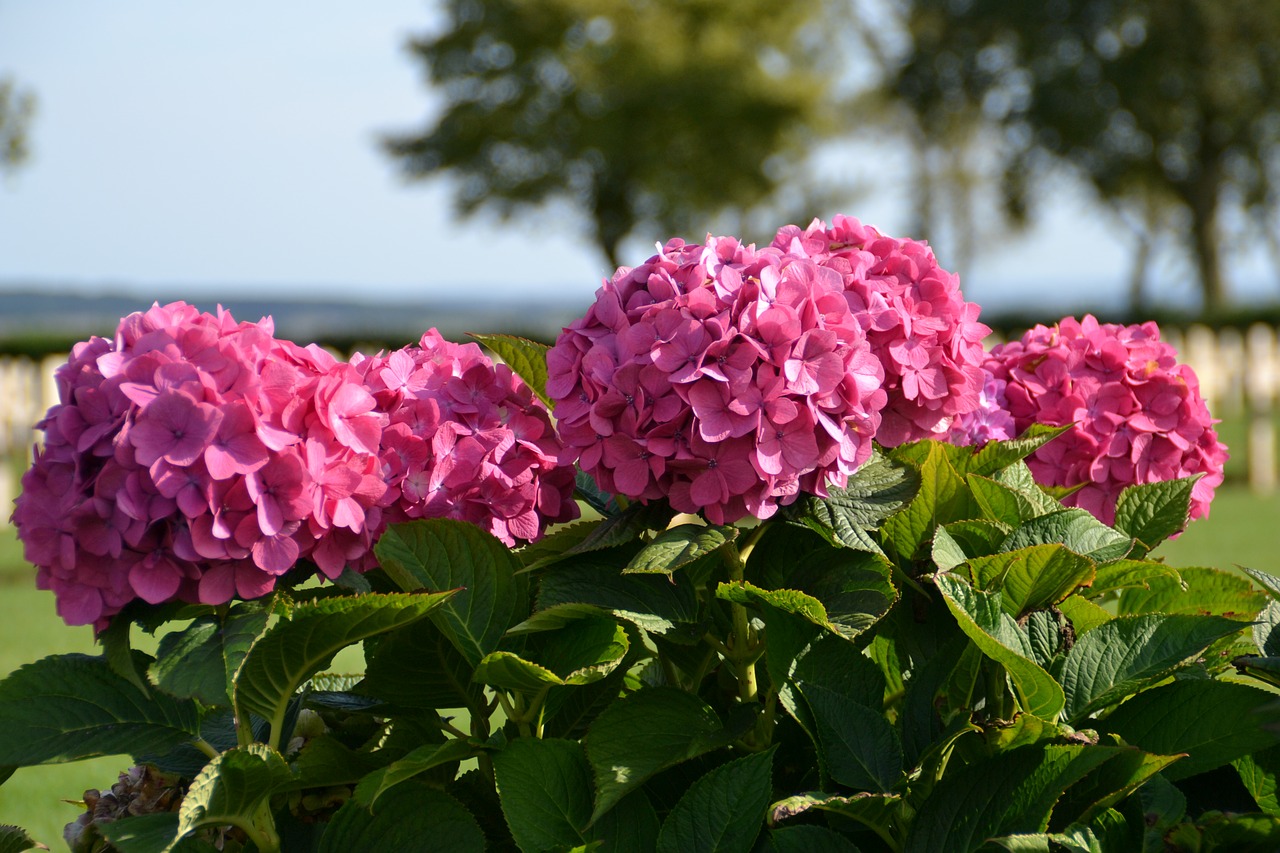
[191,738,220,761]
[234,706,258,750]
[241,800,281,853]
[736,522,770,566]
[441,717,470,740]
[724,540,760,705]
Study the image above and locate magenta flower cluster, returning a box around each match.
[12,303,576,628]
[946,369,1017,447]
[358,330,578,547]
[986,314,1228,525]
[547,235,889,524]
[773,215,991,446]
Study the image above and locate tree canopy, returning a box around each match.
[0,75,35,176]
[890,0,1280,313]
[386,0,833,267]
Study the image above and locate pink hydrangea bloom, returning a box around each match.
[14,308,580,629]
[773,215,991,445]
[947,368,1016,446]
[548,235,887,524]
[11,302,393,629]
[986,314,1228,525]
[356,329,579,547]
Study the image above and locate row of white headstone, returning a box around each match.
[2,326,1279,524]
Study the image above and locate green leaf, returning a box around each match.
[175,744,291,846]
[1025,610,1065,668]
[0,653,201,766]
[1233,655,1280,690]
[582,789,660,853]
[474,651,564,692]
[934,574,1065,719]
[99,614,151,698]
[1112,475,1201,556]
[359,618,483,712]
[793,635,888,713]
[96,813,183,853]
[1117,567,1267,621]
[656,747,775,853]
[801,681,903,792]
[623,523,736,576]
[1086,560,1182,599]
[931,524,970,571]
[1255,600,1280,656]
[1193,811,1280,850]
[769,791,904,848]
[969,474,1037,527]
[469,332,551,406]
[789,450,921,552]
[235,592,455,740]
[900,635,971,766]
[1058,595,1112,636]
[993,462,1069,518]
[518,521,608,572]
[904,744,1117,853]
[940,518,1012,562]
[565,502,674,558]
[0,825,44,853]
[1244,567,1280,600]
[717,582,831,636]
[965,544,1097,618]
[1101,679,1280,780]
[319,783,486,853]
[967,424,1071,476]
[282,734,396,792]
[1235,745,1280,816]
[1060,614,1247,721]
[882,442,968,564]
[536,616,630,685]
[583,687,728,823]
[786,548,898,641]
[1002,509,1132,562]
[574,469,621,517]
[756,825,862,852]
[150,606,269,707]
[492,738,594,852]
[1053,748,1181,825]
[375,519,525,666]
[353,738,476,806]
[533,559,700,641]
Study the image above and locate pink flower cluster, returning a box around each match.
[547,235,888,524]
[986,315,1228,525]
[12,302,392,628]
[773,215,991,446]
[357,330,578,547]
[12,303,577,629]
[946,369,1017,447]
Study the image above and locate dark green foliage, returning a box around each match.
[4,434,1277,850]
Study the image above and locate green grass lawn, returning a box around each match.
[0,476,1276,845]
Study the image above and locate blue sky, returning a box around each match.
[0,1,1272,314]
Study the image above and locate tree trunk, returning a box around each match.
[1128,230,1150,317]
[1188,167,1226,315]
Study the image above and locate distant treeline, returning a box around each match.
[6,303,1280,358]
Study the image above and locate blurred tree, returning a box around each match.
[0,75,35,176]
[891,0,1280,313]
[387,0,834,267]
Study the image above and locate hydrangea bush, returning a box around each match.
[2,218,1278,853]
